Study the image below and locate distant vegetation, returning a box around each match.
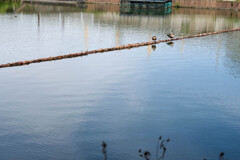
[0,1,20,13]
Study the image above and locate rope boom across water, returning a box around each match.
[1,28,240,69]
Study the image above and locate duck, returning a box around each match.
[167,34,174,39]
[152,36,157,41]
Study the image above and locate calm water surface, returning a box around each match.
[0,3,240,160]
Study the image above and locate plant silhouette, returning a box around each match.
[102,141,107,160]
[101,138,226,160]
[139,136,170,160]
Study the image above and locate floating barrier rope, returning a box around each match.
[1,28,240,69]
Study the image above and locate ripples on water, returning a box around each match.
[0,2,240,160]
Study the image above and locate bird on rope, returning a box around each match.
[167,34,174,39]
[152,36,157,41]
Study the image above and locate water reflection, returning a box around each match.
[84,24,88,51]
[1,3,240,67]
[151,44,156,51]
[223,32,240,78]
[1,2,240,160]
[1,2,240,75]
[120,5,172,15]
[10,2,240,36]
[37,13,40,26]
[166,41,174,47]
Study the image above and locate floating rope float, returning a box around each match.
[0,28,240,69]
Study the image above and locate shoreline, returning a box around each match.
[19,0,240,11]
[172,0,240,11]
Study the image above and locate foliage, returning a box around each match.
[0,1,20,13]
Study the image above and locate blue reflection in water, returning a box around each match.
[0,3,240,160]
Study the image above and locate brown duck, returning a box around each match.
[167,34,174,39]
[152,36,157,41]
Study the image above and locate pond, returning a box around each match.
[0,2,240,160]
